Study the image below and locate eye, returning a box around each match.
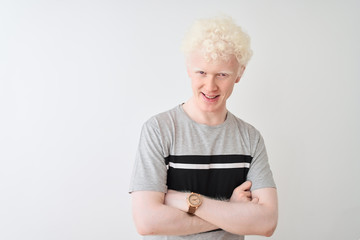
[218,73,228,78]
[198,71,206,75]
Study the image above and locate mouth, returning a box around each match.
[201,92,220,100]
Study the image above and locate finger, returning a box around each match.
[251,197,259,204]
[236,192,251,200]
[233,181,250,192]
[237,181,252,191]
[236,189,252,199]
[242,191,251,198]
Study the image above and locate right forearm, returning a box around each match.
[134,203,218,236]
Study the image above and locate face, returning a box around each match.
[186,51,244,115]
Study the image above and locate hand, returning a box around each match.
[230,181,259,204]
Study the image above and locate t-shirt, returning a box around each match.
[129,104,276,240]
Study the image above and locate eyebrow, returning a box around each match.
[192,68,234,75]
[218,71,234,75]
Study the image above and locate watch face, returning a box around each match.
[189,194,201,206]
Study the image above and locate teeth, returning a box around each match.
[205,94,217,99]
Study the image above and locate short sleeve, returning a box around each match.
[129,118,168,193]
[247,133,276,191]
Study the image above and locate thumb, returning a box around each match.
[251,197,259,204]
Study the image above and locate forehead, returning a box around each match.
[186,50,239,71]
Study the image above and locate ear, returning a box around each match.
[235,66,246,83]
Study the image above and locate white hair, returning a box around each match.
[182,16,253,66]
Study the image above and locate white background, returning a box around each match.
[1,1,359,239]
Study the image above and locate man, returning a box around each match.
[129,16,278,239]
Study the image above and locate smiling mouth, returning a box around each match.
[202,93,219,100]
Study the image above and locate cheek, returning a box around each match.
[191,78,201,89]
[223,83,236,96]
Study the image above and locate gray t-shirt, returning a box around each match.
[129,105,276,240]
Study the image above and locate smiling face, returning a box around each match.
[186,50,244,117]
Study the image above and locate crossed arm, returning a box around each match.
[131,181,278,237]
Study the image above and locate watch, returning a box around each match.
[187,192,202,214]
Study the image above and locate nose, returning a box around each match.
[204,76,218,92]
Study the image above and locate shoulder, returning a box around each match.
[142,105,182,135]
[228,112,262,141]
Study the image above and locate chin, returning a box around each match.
[199,105,221,113]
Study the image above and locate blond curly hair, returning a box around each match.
[182,16,253,66]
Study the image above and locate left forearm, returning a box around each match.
[195,197,277,236]
[165,188,278,236]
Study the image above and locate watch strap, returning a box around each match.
[188,205,196,214]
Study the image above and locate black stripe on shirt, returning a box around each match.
[165,155,252,199]
[164,154,252,165]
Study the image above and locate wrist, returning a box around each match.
[187,192,202,214]
[165,190,190,212]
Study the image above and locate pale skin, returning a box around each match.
[164,184,278,236]
[131,50,278,236]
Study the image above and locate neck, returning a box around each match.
[182,99,228,126]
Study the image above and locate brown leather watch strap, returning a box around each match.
[188,205,196,214]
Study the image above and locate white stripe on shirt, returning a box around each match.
[168,162,250,170]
